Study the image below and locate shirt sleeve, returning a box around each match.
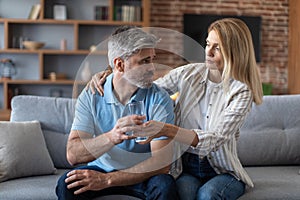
[149,87,175,141]
[154,64,191,95]
[151,93,174,124]
[71,90,96,135]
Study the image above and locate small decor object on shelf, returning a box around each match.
[0,59,16,80]
[89,45,97,52]
[53,4,67,20]
[28,4,41,20]
[60,39,67,50]
[49,72,66,81]
[22,41,45,50]
[19,37,29,49]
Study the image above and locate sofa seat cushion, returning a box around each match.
[0,169,67,200]
[238,166,300,200]
[0,169,141,200]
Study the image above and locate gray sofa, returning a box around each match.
[0,94,299,200]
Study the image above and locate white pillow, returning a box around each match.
[0,121,56,182]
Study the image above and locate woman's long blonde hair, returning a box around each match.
[208,18,263,105]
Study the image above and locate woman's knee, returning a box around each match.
[197,183,219,200]
[196,174,245,200]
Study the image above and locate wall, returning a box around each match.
[150,0,289,94]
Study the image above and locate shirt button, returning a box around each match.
[206,116,209,118]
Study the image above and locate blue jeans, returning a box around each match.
[176,153,245,200]
[56,165,178,200]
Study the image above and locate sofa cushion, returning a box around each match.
[0,121,56,182]
[0,169,66,200]
[238,166,300,200]
[238,95,300,166]
[0,168,141,200]
[43,130,73,168]
[11,95,76,168]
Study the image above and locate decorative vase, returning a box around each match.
[0,59,16,79]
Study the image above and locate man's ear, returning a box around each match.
[113,58,124,73]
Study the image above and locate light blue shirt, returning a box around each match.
[72,74,174,172]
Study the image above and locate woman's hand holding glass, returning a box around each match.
[131,120,167,144]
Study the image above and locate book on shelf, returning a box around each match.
[28,4,41,20]
[95,6,109,20]
[114,5,142,22]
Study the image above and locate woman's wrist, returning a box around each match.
[165,123,179,139]
[166,125,198,146]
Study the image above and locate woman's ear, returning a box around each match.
[114,58,124,73]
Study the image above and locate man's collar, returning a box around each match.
[103,74,147,104]
[103,74,116,104]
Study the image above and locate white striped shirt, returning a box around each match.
[155,63,254,187]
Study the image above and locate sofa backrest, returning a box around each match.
[11,95,76,168]
[238,95,300,166]
[10,94,300,168]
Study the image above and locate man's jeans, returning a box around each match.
[56,165,178,200]
[176,153,245,200]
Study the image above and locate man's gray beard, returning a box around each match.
[136,82,153,89]
[123,75,153,89]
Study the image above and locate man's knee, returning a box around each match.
[56,172,67,191]
[152,174,176,189]
[56,171,73,200]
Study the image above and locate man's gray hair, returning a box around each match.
[107,26,159,68]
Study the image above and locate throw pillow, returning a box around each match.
[0,121,56,182]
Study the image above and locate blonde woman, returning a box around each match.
[88,18,263,199]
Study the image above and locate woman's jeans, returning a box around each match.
[176,153,245,200]
[56,165,178,200]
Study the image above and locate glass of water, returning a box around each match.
[128,101,148,142]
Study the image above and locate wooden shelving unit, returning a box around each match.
[288,0,300,94]
[0,0,150,120]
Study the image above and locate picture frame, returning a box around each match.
[53,4,67,20]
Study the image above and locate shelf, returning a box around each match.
[0,0,150,110]
[0,18,144,26]
[0,79,78,85]
[0,49,106,55]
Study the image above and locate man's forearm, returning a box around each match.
[108,158,170,187]
[67,130,114,165]
[108,165,169,187]
[108,140,173,187]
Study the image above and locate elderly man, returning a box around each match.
[56,26,178,200]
